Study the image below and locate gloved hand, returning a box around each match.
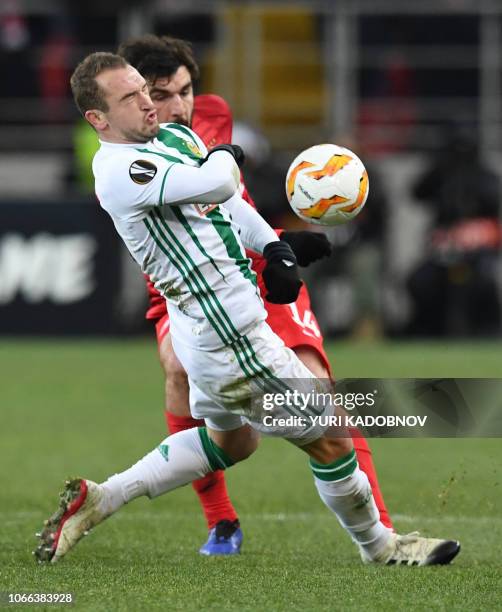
[205,144,245,168]
[280,231,332,267]
[262,241,302,304]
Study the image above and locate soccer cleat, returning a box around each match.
[362,531,460,566]
[33,478,107,563]
[199,519,243,556]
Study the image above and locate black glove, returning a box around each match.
[262,241,302,304]
[205,144,245,168]
[280,231,332,267]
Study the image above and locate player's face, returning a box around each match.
[148,66,194,127]
[92,65,159,143]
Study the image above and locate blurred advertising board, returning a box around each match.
[0,201,124,335]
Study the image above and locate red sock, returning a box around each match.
[349,428,393,530]
[165,411,238,528]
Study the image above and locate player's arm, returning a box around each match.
[97,148,241,217]
[222,192,302,304]
[240,181,331,265]
[222,191,279,254]
[162,150,240,205]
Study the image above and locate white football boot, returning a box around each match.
[362,531,460,566]
[34,478,108,563]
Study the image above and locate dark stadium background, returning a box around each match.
[2,0,502,338]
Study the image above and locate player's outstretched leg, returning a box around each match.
[304,434,460,566]
[293,346,394,530]
[161,332,242,555]
[33,425,256,563]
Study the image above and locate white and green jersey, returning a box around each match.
[93,123,277,350]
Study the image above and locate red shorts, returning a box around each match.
[154,280,331,376]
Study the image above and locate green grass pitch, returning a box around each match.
[1,338,501,611]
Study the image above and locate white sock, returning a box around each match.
[98,427,223,514]
[311,451,391,559]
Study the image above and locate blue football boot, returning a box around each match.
[199,519,243,556]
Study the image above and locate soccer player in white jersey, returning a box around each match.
[34,52,460,567]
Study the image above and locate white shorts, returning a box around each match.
[171,321,335,446]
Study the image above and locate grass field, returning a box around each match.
[1,338,501,611]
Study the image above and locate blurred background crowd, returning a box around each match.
[1,0,501,338]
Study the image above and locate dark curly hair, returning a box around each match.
[117,34,200,83]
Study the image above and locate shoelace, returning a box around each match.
[396,531,420,546]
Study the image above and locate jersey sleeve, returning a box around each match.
[153,125,241,206]
[95,146,240,219]
[94,148,175,220]
[222,192,279,253]
[162,150,241,206]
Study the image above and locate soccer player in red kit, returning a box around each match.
[118,35,393,554]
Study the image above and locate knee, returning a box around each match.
[229,430,259,463]
[305,435,353,465]
[209,425,260,464]
[235,433,259,462]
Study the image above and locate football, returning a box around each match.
[285,143,369,226]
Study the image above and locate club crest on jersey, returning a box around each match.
[194,203,218,216]
[129,159,157,185]
[187,141,203,158]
